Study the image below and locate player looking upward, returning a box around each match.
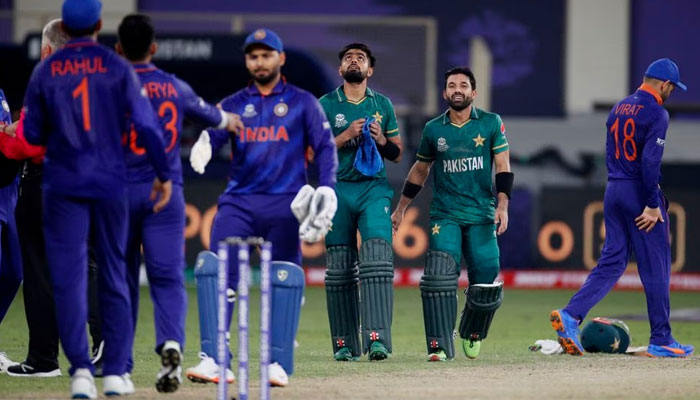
[318,43,403,362]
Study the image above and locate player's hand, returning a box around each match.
[291,184,315,223]
[495,193,509,235]
[635,206,664,233]
[150,178,172,213]
[343,119,365,141]
[391,207,405,235]
[0,121,17,138]
[190,130,212,174]
[369,121,387,146]
[224,112,244,134]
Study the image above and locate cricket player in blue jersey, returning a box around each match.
[185,28,338,387]
[551,58,694,359]
[0,88,22,369]
[22,0,173,398]
[115,14,243,393]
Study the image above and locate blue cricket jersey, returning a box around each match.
[126,63,225,185]
[23,38,170,198]
[605,84,669,209]
[209,79,337,195]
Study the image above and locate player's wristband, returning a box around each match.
[378,140,400,161]
[495,172,514,199]
[401,180,422,199]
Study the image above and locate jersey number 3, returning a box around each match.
[610,117,637,162]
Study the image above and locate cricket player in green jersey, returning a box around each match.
[391,66,513,362]
[318,43,403,361]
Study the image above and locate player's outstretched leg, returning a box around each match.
[420,251,459,361]
[458,282,503,359]
[358,238,394,361]
[185,251,234,384]
[325,246,361,361]
[550,309,584,356]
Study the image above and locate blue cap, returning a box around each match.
[62,0,102,30]
[645,58,687,91]
[242,29,283,53]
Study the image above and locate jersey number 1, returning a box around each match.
[610,117,637,162]
[72,77,91,132]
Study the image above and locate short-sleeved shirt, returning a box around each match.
[319,86,399,182]
[417,107,508,224]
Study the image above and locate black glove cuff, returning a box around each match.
[495,172,514,199]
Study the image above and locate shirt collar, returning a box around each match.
[637,83,663,105]
[64,37,98,48]
[442,106,479,125]
[247,76,287,96]
[132,62,157,73]
[335,85,374,103]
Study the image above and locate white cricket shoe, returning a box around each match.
[156,340,183,393]
[185,352,234,384]
[71,368,97,399]
[103,373,135,396]
[268,362,288,387]
[0,352,17,373]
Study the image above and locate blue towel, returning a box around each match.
[353,116,382,177]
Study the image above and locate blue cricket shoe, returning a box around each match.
[550,309,584,356]
[646,341,694,358]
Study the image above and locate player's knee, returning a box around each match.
[420,251,459,290]
[358,238,393,270]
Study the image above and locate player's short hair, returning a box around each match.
[62,21,100,38]
[118,14,155,62]
[444,66,476,90]
[338,43,376,67]
[42,19,70,50]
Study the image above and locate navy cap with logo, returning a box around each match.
[62,0,102,30]
[242,29,283,53]
[645,58,687,91]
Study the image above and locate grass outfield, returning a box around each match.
[1,286,699,399]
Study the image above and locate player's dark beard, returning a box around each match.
[253,67,280,85]
[447,93,472,111]
[343,69,366,84]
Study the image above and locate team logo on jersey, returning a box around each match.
[335,113,348,128]
[274,102,288,117]
[437,137,449,152]
[254,29,266,40]
[277,269,288,282]
[656,138,665,147]
[500,121,506,136]
[243,103,257,118]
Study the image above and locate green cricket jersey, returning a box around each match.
[417,107,509,224]
[319,86,399,182]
